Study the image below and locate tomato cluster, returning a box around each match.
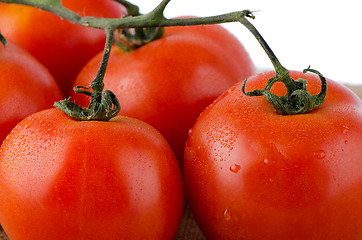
[0,1,361,240]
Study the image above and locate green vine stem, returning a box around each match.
[0,0,327,119]
[114,0,140,17]
[53,28,120,121]
[239,17,327,115]
[0,0,257,121]
[0,0,253,30]
[0,34,6,47]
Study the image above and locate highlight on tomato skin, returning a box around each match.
[71,20,256,169]
[0,108,184,240]
[183,70,362,240]
[0,0,126,96]
[0,40,62,145]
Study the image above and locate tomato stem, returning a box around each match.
[1,0,327,117]
[114,0,140,17]
[0,33,6,47]
[0,0,253,29]
[54,28,121,121]
[239,17,327,115]
[1,0,257,121]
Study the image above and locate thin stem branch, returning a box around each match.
[113,0,140,16]
[1,0,258,121]
[2,0,82,22]
[239,17,327,115]
[238,17,295,94]
[91,27,114,101]
[148,0,171,17]
[0,0,252,30]
[2,0,326,117]
[54,28,120,121]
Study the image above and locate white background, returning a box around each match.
[130,0,362,85]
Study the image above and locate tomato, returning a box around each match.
[0,108,184,239]
[184,70,362,239]
[0,0,125,96]
[0,41,62,144]
[71,22,255,167]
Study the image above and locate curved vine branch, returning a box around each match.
[0,0,253,30]
[0,0,257,120]
[54,28,121,121]
[240,16,327,115]
[0,0,326,117]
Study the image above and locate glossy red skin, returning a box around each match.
[0,41,62,144]
[0,108,184,240]
[0,0,125,96]
[71,22,255,167]
[184,70,362,240]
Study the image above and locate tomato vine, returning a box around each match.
[238,17,327,114]
[0,0,327,120]
[0,0,259,121]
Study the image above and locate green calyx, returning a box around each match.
[238,16,327,115]
[54,28,120,121]
[54,87,120,121]
[242,67,327,115]
[4,0,328,118]
[37,0,253,122]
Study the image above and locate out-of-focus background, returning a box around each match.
[131,0,361,85]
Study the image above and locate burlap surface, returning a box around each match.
[1,85,361,240]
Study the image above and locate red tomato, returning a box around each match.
[0,0,125,96]
[0,41,62,144]
[184,70,362,239]
[0,108,184,239]
[71,22,255,167]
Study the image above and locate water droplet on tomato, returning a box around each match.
[342,126,349,134]
[344,140,348,144]
[229,164,240,173]
[188,129,193,135]
[314,150,325,159]
[263,158,269,164]
[223,209,231,221]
